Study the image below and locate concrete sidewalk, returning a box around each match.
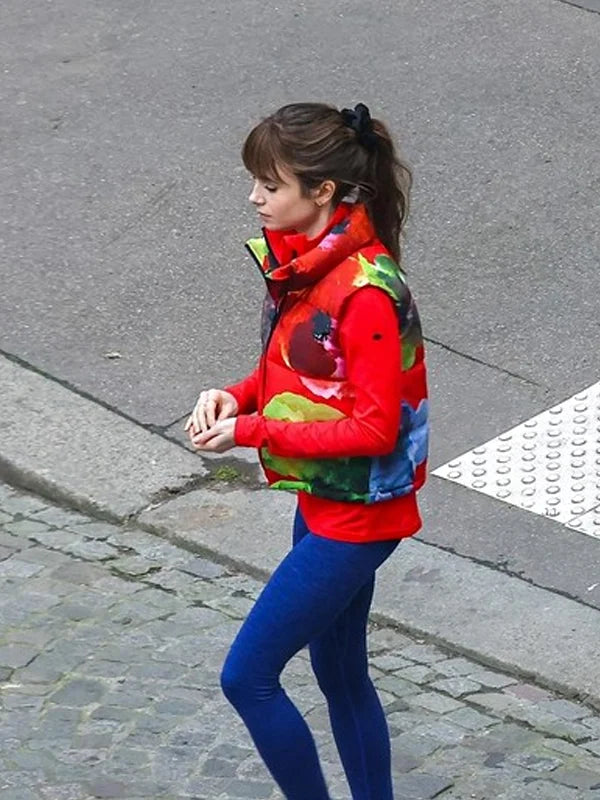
[2,353,600,710]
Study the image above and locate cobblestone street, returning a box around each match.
[1,481,600,799]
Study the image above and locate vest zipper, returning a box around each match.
[244,231,287,413]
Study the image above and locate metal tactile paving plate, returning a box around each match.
[432,381,600,536]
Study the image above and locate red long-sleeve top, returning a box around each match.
[226,286,422,543]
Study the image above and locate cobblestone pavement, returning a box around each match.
[1,482,600,799]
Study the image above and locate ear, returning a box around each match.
[312,179,336,207]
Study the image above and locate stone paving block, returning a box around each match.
[29,530,81,551]
[0,510,14,524]
[410,691,464,714]
[505,751,563,772]
[463,667,518,689]
[206,594,256,619]
[432,657,476,677]
[371,653,422,672]
[30,506,93,528]
[538,698,592,721]
[582,716,600,737]
[445,706,499,731]
[179,556,227,579]
[23,575,77,597]
[399,643,449,664]
[49,679,107,707]
[0,531,20,549]
[392,730,441,758]
[222,779,277,798]
[61,540,118,561]
[505,683,552,703]
[84,776,162,798]
[395,664,438,684]
[508,707,594,742]
[542,737,584,757]
[429,677,482,698]
[374,675,421,698]
[110,556,160,576]
[465,691,522,716]
[142,567,194,593]
[108,533,188,565]
[52,602,97,621]
[0,789,42,800]
[0,546,14,561]
[392,771,454,799]
[38,783,93,800]
[0,494,49,516]
[91,575,143,595]
[550,767,600,790]
[17,547,73,567]
[0,644,40,668]
[0,558,45,578]
[4,518,52,537]
[367,626,414,653]
[15,657,65,684]
[202,756,239,778]
[64,521,122,540]
[50,561,106,585]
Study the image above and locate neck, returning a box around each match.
[299,204,336,240]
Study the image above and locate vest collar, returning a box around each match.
[246,203,376,292]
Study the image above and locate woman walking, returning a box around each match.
[186,101,429,799]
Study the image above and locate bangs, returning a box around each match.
[242,120,288,183]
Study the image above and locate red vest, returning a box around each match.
[246,203,428,503]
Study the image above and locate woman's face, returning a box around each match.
[248,166,334,237]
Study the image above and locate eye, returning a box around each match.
[265,185,277,193]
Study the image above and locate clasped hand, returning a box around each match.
[184,389,238,454]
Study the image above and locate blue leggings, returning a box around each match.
[220,506,399,799]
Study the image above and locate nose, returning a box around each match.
[249,181,263,206]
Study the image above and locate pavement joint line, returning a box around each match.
[424,336,546,388]
[416,519,600,613]
[4,477,600,716]
[0,346,179,438]
[557,0,600,14]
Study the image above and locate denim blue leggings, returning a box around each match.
[220,506,399,799]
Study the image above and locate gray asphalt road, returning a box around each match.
[2,2,600,605]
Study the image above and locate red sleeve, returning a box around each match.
[224,365,260,415]
[234,287,402,457]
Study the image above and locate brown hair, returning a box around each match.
[242,102,412,264]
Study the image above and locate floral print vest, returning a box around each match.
[245,203,429,503]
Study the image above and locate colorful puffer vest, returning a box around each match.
[246,203,428,504]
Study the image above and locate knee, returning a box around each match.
[220,650,278,708]
[220,653,247,707]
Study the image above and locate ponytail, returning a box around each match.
[367,117,412,265]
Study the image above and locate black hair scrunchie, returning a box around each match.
[340,103,378,152]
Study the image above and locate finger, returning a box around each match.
[195,433,226,453]
[184,415,192,432]
[192,425,218,446]
[195,392,212,433]
[216,401,233,420]
[206,398,218,429]
[192,392,208,431]
[198,405,210,434]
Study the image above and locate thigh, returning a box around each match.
[226,531,396,681]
